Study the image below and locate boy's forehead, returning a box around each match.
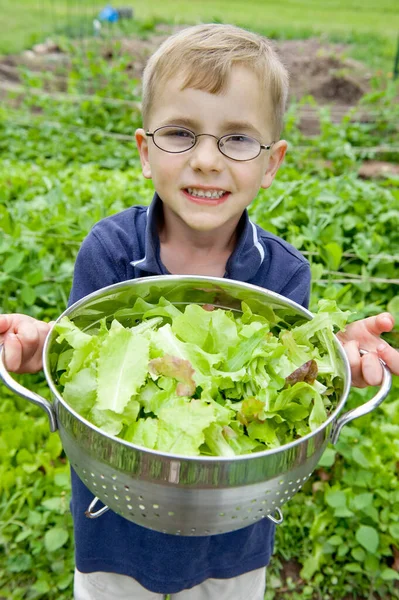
[148,67,274,136]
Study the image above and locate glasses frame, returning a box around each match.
[146,125,275,162]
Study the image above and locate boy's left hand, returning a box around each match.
[337,313,399,387]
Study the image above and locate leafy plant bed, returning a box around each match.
[0,31,398,600]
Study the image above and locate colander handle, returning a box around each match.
[330,353,392,445]
[0,344,58,432]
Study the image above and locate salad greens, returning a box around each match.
[53,297,349,456]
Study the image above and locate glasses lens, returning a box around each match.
[153,127,196,153]
[219,134,261,160]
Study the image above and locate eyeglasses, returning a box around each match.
[146,126,274,162]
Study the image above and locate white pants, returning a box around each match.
[74,567,266,600]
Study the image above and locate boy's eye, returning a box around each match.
[154,127,196,152]
[220,134,261,160]
[221,134,259,153]
[225,134,253,144]
[160,128,192,139]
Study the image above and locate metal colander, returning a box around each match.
[0,276,391,536]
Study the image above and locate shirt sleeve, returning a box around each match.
[68,230,126,306]
[278,263,311,309]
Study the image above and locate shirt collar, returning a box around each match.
[130,193,167,275]
[225,210,267,281]
[130,193,267,281]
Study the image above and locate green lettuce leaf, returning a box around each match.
[96,321,149,413]
[54,297,348,457]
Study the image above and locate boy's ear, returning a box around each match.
[135,128,152,179]
[260,140,287,189]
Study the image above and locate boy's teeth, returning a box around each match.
[187,188,226,199]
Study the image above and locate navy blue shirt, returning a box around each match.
[69,193,311,594]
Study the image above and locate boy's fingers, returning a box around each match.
[343,340,365,388]
[18,319,39,344]
[0,314,11,336]
[3,333,23,372]
[17,321,48,372]
[364,313,395,337]
[377,343,399,377]
[359,352,383,387]
[1,319,50,373]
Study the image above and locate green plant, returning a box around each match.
[0,40,398,599]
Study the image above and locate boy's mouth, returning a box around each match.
[183,187,230,204]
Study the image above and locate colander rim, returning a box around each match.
[43,275,352,463]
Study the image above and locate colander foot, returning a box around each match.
[266,508,283,525]
[85,496,110,519]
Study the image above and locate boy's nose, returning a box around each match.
[188,136,224,172]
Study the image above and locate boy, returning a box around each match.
[0,24,398,600]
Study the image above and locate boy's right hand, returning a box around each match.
[0,314,53,373]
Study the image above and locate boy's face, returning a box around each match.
[136,65,287,236]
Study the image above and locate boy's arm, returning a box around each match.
[0,314,52,373]
[337,313,399,387]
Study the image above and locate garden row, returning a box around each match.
[0,41,398,599]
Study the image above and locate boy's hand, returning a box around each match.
[337,313,399,387]
[0,314,53,374]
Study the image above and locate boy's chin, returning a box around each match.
[182,216,232,233]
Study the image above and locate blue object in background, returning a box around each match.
[99,6,120,22]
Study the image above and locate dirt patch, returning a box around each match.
[106,32,372,109]
[117,33,372,109]
[0,26,372,112]
[280,558,303,584]
[275,39,370,106]
[358,160,399,179]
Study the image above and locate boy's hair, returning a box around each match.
[141,24,289,139]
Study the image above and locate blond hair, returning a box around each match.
[141,24,289,139]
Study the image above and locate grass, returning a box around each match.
[1,0,399,72]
